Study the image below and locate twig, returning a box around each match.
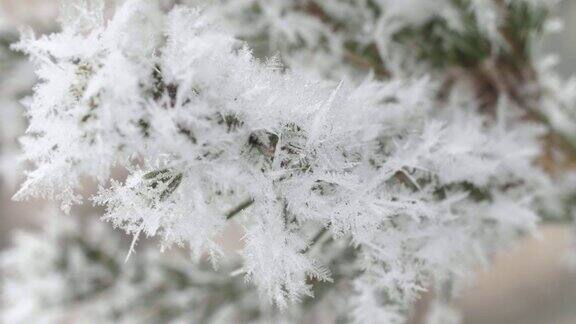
[225,198,254,220]
[344,50,390,78]
[302,226,329,254]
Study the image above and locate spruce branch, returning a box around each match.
[9,1,576,322]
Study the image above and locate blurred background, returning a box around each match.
[0,1,575,323]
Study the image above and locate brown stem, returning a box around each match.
[466,0,576,163]
[344,50,391,78]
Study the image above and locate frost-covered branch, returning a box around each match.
[8,0,576,323]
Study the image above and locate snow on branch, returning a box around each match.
[10,0,561,321]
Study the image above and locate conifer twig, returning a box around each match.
[225,198,254,220]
